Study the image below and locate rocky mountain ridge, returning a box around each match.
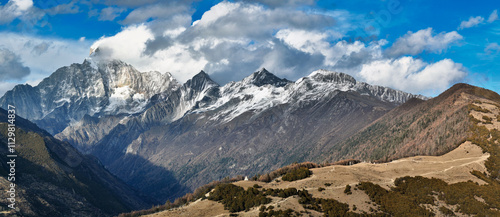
[0,58,426,202]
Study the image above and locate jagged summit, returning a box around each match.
[242,68,291,87]
[306,69,357,84]
[184,70,220,91]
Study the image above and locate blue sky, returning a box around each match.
[0,0,499,97]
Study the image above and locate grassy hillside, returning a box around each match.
[0,108,148,216]
[322,83,485,163]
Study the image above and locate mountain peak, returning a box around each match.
[184,70,219,91]
[243,68,290,87]
[434,83,500,103]
[307,69,357,84]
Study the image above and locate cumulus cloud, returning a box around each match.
[359,57,466,94]
[458,16,485,30]
[386,28,462,56]
[183,2,335,42]
[0,48,30,81]
[488,10,498,23]
[99,7,126,21]
[0,0,34,24]
[89,1,467,95]
[92,1,337,83]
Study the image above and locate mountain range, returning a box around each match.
[1,56,428,203]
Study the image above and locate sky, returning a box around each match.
[0,0,499,97]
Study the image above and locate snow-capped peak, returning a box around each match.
[242,68,291,87]
[185,70,219,91]
[307,69,357,84]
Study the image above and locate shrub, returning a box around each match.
[344,185,352,195]
[282,167,312,182]
[482,115,493,124]
[318,187,325,192]
[469,104,491,113]
[439,206,455,216]
[208,184,271,212]
[258,162,319,183]
[264,188,298,198]
[357,181,434,217]
[259,208,300,217]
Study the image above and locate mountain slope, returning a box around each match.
[0,108,149,216]
[321,83,484,163]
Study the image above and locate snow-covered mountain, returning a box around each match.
[190,68,426,123]
[0,57,427,202]
[0,58,178,134]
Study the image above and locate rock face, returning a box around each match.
[0,108,149,216]
[0,58,426,202]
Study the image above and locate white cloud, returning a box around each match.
[485,42,500,55]
[0,0,34,24]
[386,28,462,56]
[45,0,79,15]
[121,3,190,25]
[99,7,126,21]
[0,32,90,91]
[240,0,315,8]
[92,1,336,83]
[488,10,498,23]
[458,16,485,30]
[275,29,331,54]
[359,57,466,94]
